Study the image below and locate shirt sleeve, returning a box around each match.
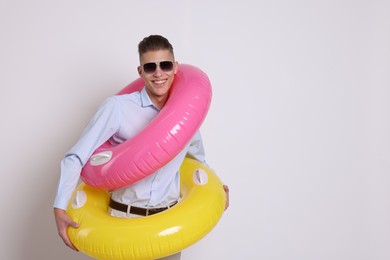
[186,130,208,165]
[53,97,120,210]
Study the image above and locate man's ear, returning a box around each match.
[174,61,179,74]
[137,66,142,76]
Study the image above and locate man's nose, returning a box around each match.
[153,66,163,76]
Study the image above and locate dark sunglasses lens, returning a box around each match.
[160,61,173,72]
[143,63,157,73]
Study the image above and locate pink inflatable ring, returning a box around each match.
[80,64,212,190]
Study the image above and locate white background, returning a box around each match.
[1,1,389,259]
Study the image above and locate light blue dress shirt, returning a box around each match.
[54,87,206,210]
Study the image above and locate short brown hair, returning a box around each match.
[138,35,174,57]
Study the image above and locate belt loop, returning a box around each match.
[126,204,131,216]
[145,208,150,216]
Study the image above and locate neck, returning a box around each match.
[152,95,168,110]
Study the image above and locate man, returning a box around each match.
[54,35,229,260]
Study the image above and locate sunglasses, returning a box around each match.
[142,61,174,74]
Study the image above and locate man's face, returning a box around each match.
[138,49,178,108]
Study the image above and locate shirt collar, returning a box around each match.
[140,87,159,110]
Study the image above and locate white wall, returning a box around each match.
[1,1,389,259]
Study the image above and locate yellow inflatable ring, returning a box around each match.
[67,158,226,260]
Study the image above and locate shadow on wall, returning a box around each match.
[18,163,90,260]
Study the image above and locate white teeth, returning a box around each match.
[154,80,166,84]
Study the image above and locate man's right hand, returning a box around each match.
[54,208,79,251]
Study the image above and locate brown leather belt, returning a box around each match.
[109,198,177,216]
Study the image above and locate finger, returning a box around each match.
[223,185,230,210]
[59,229,79,251]
[68,220,79,228]
[224,198,230,210]
[223,185,229,193]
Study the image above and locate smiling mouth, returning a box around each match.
[153,79,167,86]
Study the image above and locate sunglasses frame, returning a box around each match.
[142,61,174,74]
